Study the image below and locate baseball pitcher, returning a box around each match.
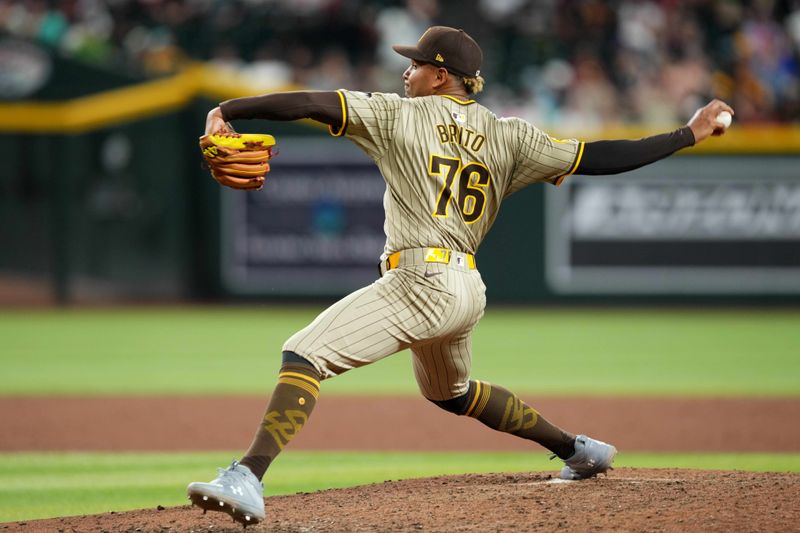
[189,26,734,525]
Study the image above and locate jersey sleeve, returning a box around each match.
[505,118,584,196]
[328,89,403,161]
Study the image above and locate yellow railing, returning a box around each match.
[578,125,800,154]
[0,63,300,134]
[1,62,799,154]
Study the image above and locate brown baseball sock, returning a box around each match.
[239,351,321,480]
[434,380,576,459]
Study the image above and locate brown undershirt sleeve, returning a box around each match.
[576,126,695,175]
[220,91,343,129]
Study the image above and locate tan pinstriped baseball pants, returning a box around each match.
[283,249,486,401]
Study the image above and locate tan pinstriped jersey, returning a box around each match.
[330,89,584,258]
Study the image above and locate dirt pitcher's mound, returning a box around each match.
[11,469,799,532]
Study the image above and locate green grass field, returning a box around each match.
[2,306,799,396]
[1,306,798,522]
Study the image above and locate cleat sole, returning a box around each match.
[188,492,264,526]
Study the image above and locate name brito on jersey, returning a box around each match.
[435,122,486,153]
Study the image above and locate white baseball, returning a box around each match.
[715,111,732,129]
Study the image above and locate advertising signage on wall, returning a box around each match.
[221,138,386,295]
[545,156,800,294]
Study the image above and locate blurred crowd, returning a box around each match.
[2,0,800,127]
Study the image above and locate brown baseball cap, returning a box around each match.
[392,26,482,78]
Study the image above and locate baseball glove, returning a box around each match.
[199,133,276,190]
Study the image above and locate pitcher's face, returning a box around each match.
[402,60,438,97]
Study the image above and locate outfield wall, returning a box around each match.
[1,55,799,304]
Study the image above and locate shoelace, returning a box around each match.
[220,462,263,490]
[216,463,245,482]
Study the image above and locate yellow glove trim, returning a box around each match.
[207,133,276,150]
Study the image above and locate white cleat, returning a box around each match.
[187,461,266,525]
[559,435,618,480]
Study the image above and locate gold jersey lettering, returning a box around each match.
[436,124,450,143]
[462,128,474,146]
[434,124,486,153]
[448,124,461,144]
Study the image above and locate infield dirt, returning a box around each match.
[7,469,800,532]
[2,396,799,532]
[2,395,798,452]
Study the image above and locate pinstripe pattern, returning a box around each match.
[285,89,577,401]
[284,263,485,400]
[336,90,580,258]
